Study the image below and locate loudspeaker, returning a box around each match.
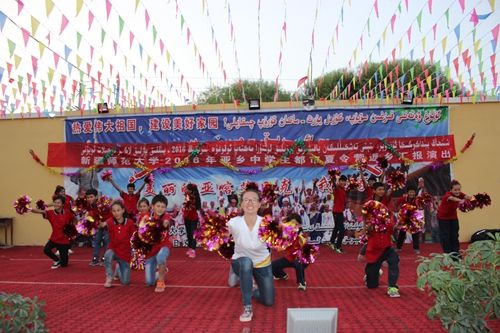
[287,308,338,333]
[97,103,109,113]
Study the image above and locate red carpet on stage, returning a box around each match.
[0,243,498,333]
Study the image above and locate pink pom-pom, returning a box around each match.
[261,182,278,204]
[100,170,113,182]
[72,197,87,216]
[76,215,97,236]
[397,203,425,234]
[13,195,32,215]
[195,212,230,252]
[130,231,152,270]
[138,215,169,245]
[293,243,320,264]
[415,192,432,209]
[362,200,391,232]
[258,215,299,250]
[96,196,112,220]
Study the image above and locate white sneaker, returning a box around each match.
[68,249,74,255]
[298,283,307,291]
[55,251,60,256]
[51,261,61,269]
[239,306,253,322]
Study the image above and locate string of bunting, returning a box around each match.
[29,148,116,177]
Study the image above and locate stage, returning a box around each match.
[1,243,495,333]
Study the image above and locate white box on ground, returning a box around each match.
[287,308,338,333]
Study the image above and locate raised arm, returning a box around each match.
[136,178,147,194]
[109,178,123,193]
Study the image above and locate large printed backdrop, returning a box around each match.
[54,106,454,244]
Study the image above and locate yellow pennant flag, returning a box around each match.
[166,51,171,64]
[382,27,387,45]
[489,0,495,10]
[441,37,447,54]
[76,54,82,68]
[421,36,426,52]
[31,16,40,35]
[48,68,54,84]
[76,0,84,17]
[426,74,432,90]
[398,38,403,53]
[458,41,462,55]
[474,40,480,53]
[14,55,22,69]
[45,0,55,17]
[39,43,46,57]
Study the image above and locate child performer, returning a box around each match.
[136,198,150,223]
[436,180,471,257]
[395,187,421,254]
[31,195,75,269]
[272,213,309,291]
[330,175,348,253]
[361,207,400,297]
[183,183,201,258]
[52,185,74,211]
[86,189,112,266]
[102,201,136,288]
[142,194,172,293]
[109,179,146,221]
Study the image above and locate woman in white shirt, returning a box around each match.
[227,187,275,322]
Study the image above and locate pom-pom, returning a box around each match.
[471,193,491,209]
[138,215,168,245]
[355,157,368,170]
[362,200,391,232]
[258,215,299,250]
[387,170,407,191]
[63,224,78,239]
[100,170,113,182]
[327,168,341,185]
[458,200,475,213]
[293,243,320,264]
[195,212,230,251]
[13,195,32,215]
[72,197,87,216]
[144,173,154,184]
[415,192,433,209]
[261,182,278,204]
[96,196,112,220]
[376,156,389,169]
[397,203,425,234]
[217,239,235,260]
[245,181,259,192]
[36,199,47,211]
[130,231,152,270]
[75,215,97,236]
[345,176,360,191]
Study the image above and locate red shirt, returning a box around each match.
[364,187,374,203]
[365,223,394,263]
[86,203,112,224]
[107,218,136,262]
[44,209,74,245]
[145,213,173,259]
[396,195,416,209]
[120,192,140,216]
[332,187,346,213]
[64,195,74,211]
[437,192,465,220]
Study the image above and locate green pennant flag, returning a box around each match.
[477,48,482,61]
[435,60,441,72]
[180,15,185,31]
[17,75,23,92]
[367,18,370,36]
[31,16,40,35]
[101,28,106,46]
[48,68,54,84]
[478,61,483,73]
[417,10,422,31]
[398,2,402,13]
[378,65,383,79]
[7,39,16,58]
[445,9,449,28]
[472,28,476,42]
[14,55,21,69]
[152,26,157,44]
[119,16,124,36]
[410,67,414,80]
[76,32,82,50]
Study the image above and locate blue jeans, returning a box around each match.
[104,249,131,285]
[231,257,275,307]
[144,247,170,286]
[92,229,109,260]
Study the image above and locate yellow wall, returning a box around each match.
[0,102,498,245]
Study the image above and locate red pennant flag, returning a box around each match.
[453,57,459,76]
[407,26,412,43]
[391,48,396,62]
[297,76,308,88]
[60,74,67,89]
[159,39,164,55]
[491,54,496,67]
[53,53,60,68]
[17,0,24,14]
[420,57,425,72]
[374,0,379,18]
[113,41,117,55]
[458,0,465,13]
[428,0,433,13]
[145,9,150,29]
[86,63,92,75]
[30,56,38,75]
[282,21,287,41]
[129,32,135,48]
[429,49,435,63]
[187,28,191,45]
[60,15,69,35]
[432,24,437,41]
[390,15,396,33]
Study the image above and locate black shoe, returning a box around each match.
[51,261,61,269]
[89,258,99,266]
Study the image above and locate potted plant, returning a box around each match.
[0,293,48,333]
[416,234,499,332]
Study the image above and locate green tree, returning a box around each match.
[313,59,463,100]
[198,80,291,104]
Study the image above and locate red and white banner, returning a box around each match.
[47,135,456,168]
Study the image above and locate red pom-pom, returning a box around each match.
[376,156,389,169]
[415,192,433,209]
[458,200,475,213]
[327,168,341,185]
[63,224,78,239]
[387,170,407,191]
[144,173,154,184]
[36,199,47,211]
[100,170,113,182]
[138,215,169,245]
[130,231,152,270]
[471,193,491,209]
[96,196,112,220]
[397,203,425,234]
[72,197,87,216]
[261,182,278,204]
[217,239,235,260]
[13,195,32,215]
[293,243,320,264]
[362,200,391,233]
[345,177,360,191]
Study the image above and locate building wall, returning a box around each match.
[0,102,498,245]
